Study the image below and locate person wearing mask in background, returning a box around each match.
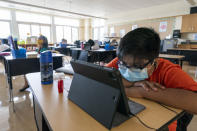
[106,27,197,131]
[59,39,67,48]
[20,35,49,92]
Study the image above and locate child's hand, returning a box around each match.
[133,81,165,91]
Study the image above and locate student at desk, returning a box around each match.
[91,40,100,50]
[104,41,115,50]
[59,39,67,48]
[36,35,48,53]
[106,28,197,131]
[20,35,48,92]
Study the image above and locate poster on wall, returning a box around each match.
[120,29,126,37]
[159,21,168,32]
[132,25,138,30]
[194,34,197,40]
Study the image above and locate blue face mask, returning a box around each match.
[118,67,148,82]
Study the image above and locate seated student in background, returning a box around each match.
[59,39,67,48]
[91,40,100,50]
[36,35,48,53]
[88,39,95,47]
[20,35,49,92]
[106,28,197,131]
[105,40,115,50]
[84,39,95,50]
[110,39,118,46]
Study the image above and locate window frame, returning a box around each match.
[55,25,79,44]
[17,22,51,42]
[15,11,51,24]
[0,19,11,38]
[92,26,104,41]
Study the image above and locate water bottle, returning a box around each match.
[40,51,53,85]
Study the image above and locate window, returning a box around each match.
[31,25,40,36]
[54,17,79,27]
[92,18,105,41]
[93,28,99,40]
[56,26,64,42]
[0,9,11,38]
[93,27,105,41]
[110,27,114,34]
[56,26,78,43]
[41,26,51,42]
[16,11,51,24]
[99,27,104,41]
[18,24,51,42]
[0,8,11,20]
[0,21,10,38]
[64,26,72,43]
[18,24,30,40]
[54,16,79,43]
[72,28,78,42]
[92,18,105,27]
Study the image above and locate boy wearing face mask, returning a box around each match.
[106,28,197,131]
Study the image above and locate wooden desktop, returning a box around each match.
[26,72,184,131]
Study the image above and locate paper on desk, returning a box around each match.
[53,72,66,80]
[0,44,9,52]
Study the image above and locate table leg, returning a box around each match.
[6,61,15,112]
[33,95,40,130]
[180,60,183,69]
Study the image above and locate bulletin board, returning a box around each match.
[112,17,176,39]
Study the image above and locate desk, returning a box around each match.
[159,54,185,68]
[99,45,105,48]
[70,48,117,63]
[55,47,71,56]
[70,48,82,51]
[26,72,184,131]
[89,49,116,63]
[48,46,55,50]
[0,52,10,60]
[167,48,197,66]
[3,54,63,111]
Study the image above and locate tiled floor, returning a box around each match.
[0,60,196,131]
[0,61,36,131]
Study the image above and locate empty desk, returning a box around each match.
[159,54,185,68]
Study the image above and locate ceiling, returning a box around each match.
[0,0,186,18]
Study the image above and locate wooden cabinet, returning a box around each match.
[181,14,197,33]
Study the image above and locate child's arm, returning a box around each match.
[125,87,197,114]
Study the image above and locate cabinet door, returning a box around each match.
[191,14,197,32]
[181,15,192,33]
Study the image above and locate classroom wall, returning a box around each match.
[107,1,190,25]
[107,17,177,39]
[105,0,196,40]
